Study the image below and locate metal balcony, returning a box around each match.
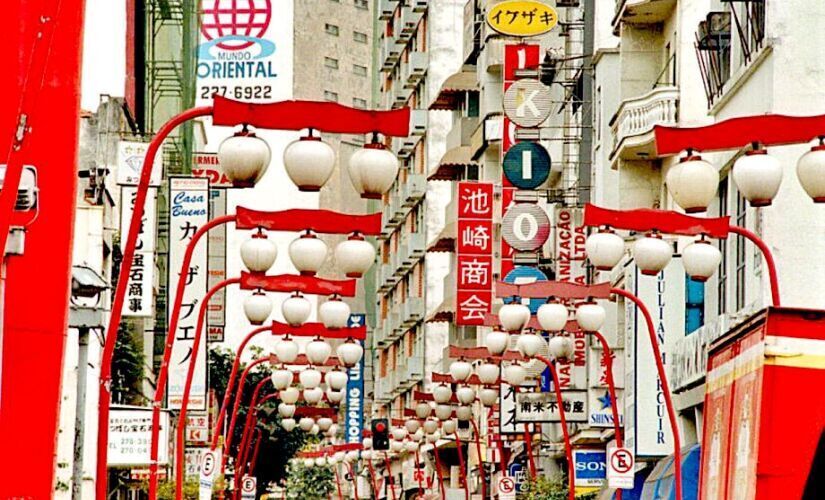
[609,86,679,167]
[379,0,398,21]
[381,35,401,71]
[403,51,428,89]
[401,174,426,207]
[409,109,427,136]
[401,297,425,328]
[399,6,422,37]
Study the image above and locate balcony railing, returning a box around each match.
[609,86,679,165]
[379,0,398,21]
[403,52,428,89]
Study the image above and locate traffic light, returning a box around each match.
[371,418,389,450]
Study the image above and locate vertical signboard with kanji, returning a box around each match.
[120,187,157,317]
[168,177,210,410]
[456,182,494,325]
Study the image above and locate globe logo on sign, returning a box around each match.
[200,0,272,52]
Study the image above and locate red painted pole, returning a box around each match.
[590,331,623,500]
[366,455,381,498]
[535,356,575,500]
[346,461,361,500]
[334,466,345,499]
[220,357,271,479]
[384,453,398,500]
[612,288,682,500]
[149,214,236,498]
[415,449,424,498]
[454,432,469,500]
[175,276,241,499]
[234,413,258,500]
[249,428,262,475]
[469,419,487,500]
[0,1,84,496]
[100,106,212,500]
[523,423,536,478]
[433,445,446,500]
[729,224,780,306]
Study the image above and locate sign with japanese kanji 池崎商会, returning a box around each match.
[456,181,494,325]
[168,177,210,410]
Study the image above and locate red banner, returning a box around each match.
[457,182,495,325]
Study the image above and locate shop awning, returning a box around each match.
[429,70,479,110]
[640,444,701,500]
[427,221,456,253]
[428,146,478,181]
[426,294,455,323]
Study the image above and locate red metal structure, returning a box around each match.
[0,2,85,496]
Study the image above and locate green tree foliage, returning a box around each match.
[154,479,198,499]
[521,475,598,500]
[112,325,145,404]
[284,460,335,499]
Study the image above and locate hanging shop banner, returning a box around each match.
[345,314,366,444]
[554,207,587,284]
[120,187,157,317]
[487,1,559,38]
[554,328,588,390]
[515,391,588,423]
[626,258,685,457]
[108,407,170,466]
[503,78,553,128]
[502,203,551,251]
[207,188,227,342]
[116,141,163,186]
[168,177,210,411]
[573,449,607,488]
[503,142,552,189]
[193,152,233,188]
[456,182,494,325]
[588,388,625,429]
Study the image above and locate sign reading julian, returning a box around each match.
[456,182,494,325]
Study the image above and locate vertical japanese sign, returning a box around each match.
[346,314,366,444]
[456,182,494,325]
[168,177,210,410]
[120,187,157,317]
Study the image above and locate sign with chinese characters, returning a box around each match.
[456,182,494,325]
[185,447,209,479]
[515,391,588,423]
[108,407,170,466]
[502,203,551,251]
[186,412,210,444]
[207,188,227,342]
[486,1,559,38]
[120,187,157,317]
[116,141,163,186]
[607,447,635,489]
[168,177,210,410]
[503,142,552,189]
[499,383,530,434]
[574,449,607,487]
[345,314,365,444]
[193,152,233,188]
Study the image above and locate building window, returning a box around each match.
[735,190,747,311]
[324,57,339,69]
[353,64,368,76]
[325,24,339,36]
[717,180,729,316]
[352,97,368,109]
[354,0,368,9]
[353,31,368,43]
[323,90,338,102]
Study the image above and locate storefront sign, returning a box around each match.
[168,177,210,410]
[574,449,607,487]
[588,389,625,428]
[193,152,233,188]
[116,141,163,186]
[456,182,494,325]
[185,447,209,478]
[108,407,169,466]
[503,142,551,189]
[487,1,558,38]
[186,412,210,444]
[206,188,227,342]
[346,315,365,444]
[503,78,553,128]
[501,203,551,251]
[120,187,157,317]
[554,207,587,284]
[516,391,588,423]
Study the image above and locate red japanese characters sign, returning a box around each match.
[457,181,495,325]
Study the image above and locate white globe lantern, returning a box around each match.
[281,418,296,432]
[585,229,625,271]
[405,419,421,434]
[345,451,359,463]
[415,402,432,419]
[218,130,271,188]
[303,458,315,468]
[363,437,373,449]
[348,142,400,199]
[280,387,300,405]
[456,405,473,422]
[499,303,531,332]
[278,403,296,418]
[306,339,333,365]
[334,451,346,463]
[423,420,439,435]
[328,454,340,465]
[504,364,527,386]
[390,440,404,453]
[299,368,323,389]
[486,330,510,355]
[797,143,825,202]
[326,370,348,391]
[435,404,453,421]
[449,360,473,382]
[476,363,499,385]
[666,154,719,213]
[299,417,315,432]
[683,238,722,282]
[303,387,324,405]
[433,384,453,404]
[241,233,278,273]
[733,149,783,207]
[315,456,327,467]
[404,441,419,453]
[282,294,311,327]
[283,135,336,192]
[317,417,334,432]
[335,235,376,278]
[456,386,476,405]
[411,429,424,442]
[426,431,441,444]
[327,424,339,437]
[442,420,457,435]
[479,388,498,407]
[243,291,272,325]
[361,450,373,460]
[516,332,545,358]
[537,302,569,332]
[319,298,351,329]
[391,427,408,441]
[575,302,606,332]
[549,336,575,361]
[271,368,294,390]
[309,424,320,435]
[633,234,673,276]
[337,341,364,367]
[289,233,328,276]
[326,389,345,404]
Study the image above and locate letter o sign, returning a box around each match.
[502,203,551,251]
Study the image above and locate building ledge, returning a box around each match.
[609,85,679,168]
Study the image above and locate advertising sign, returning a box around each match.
[501,203,550,251]
[345,314,366,444]
[168,177,210,410]
[186,412,210,444]
[120,187,157,317]
[574,449,607,487]
[193,152,233,188]
[487,1,558,37]
[503,78,553,128]
[499,383,527,434]
[554,207,587,284]
[206,188,227,342]
[116,141,163,186]
[198,448,221,500]
[456,182,494,325]
[588,389,624,429]
[515,391,588,423]
[607,447,635,489]
[185,447,209,478]
[502,142,551,189]
[108,407,169,466]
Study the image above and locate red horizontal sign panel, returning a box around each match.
[236,206,382,236]
[270,321,366,340]
[583,203,731,239]
[240,271,356,296]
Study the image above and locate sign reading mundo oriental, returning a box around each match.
[456,182,494,325]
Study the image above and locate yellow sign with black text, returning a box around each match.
[486,0,559,37]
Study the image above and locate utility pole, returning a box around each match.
[72,326,90,500]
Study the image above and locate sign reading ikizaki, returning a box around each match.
[487,1,559,38]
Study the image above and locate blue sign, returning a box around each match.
[502,142,552,189]
[573,450,607,487]
[503,267,551,391]
[508,462,527,493]
[345,314,366,444]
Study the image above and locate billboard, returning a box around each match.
[108,407,170,466]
